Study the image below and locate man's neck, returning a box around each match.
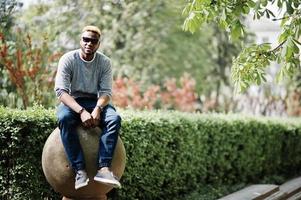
[80,51,94,62]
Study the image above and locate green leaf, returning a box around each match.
[230,20,244,40]
[254,0,261,11]
[247,1,256,8]
[242,5,250,14]
[278,32,288,43]
[256,74,261,85]
[285,47,293,60]
[182,3,191,16]
[276,68,284,82]
[261,73,267,82]
[286,2,294,15]
[293,2,299,8]
[219,19,228,29]
[293,39,301,46]
[292,41,299,54]
[265,10,270,18]
[277,0,283,8]
[267,9,275,18]
[182,19,190,32]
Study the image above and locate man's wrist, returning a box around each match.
[78,107,85,114]
[96,105,104,112]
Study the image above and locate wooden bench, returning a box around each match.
[218,177,301,200]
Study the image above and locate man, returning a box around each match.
[54,25,121,190]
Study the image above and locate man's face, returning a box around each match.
[80,31,100,56]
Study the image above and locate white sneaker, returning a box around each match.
[75,170,89,190]
[94,171,121,188]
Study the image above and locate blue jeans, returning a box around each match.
[56,97,121,171]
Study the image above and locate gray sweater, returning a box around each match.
[54,49,112,99]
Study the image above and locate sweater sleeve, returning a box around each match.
[54,54,72,98]
[98,59,112,98]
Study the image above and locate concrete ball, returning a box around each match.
[42,127,126,199]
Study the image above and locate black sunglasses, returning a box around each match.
[82,37,99,44]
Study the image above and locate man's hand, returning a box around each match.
[91,107,101,127]
[80,110,94,128]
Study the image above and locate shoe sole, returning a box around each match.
[75,178,89,190]
[94,177,121,188]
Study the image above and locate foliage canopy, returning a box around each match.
[183,0,301,92]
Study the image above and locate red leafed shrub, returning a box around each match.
[112,73,198,112]
[0,30,61,108]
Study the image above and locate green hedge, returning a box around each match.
[1,106,301,199]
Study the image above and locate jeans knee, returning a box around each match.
[105,114,121,130]
[111,115,121,126]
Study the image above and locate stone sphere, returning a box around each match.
[42,127,126,199]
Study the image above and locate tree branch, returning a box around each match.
[270,40,286,53]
